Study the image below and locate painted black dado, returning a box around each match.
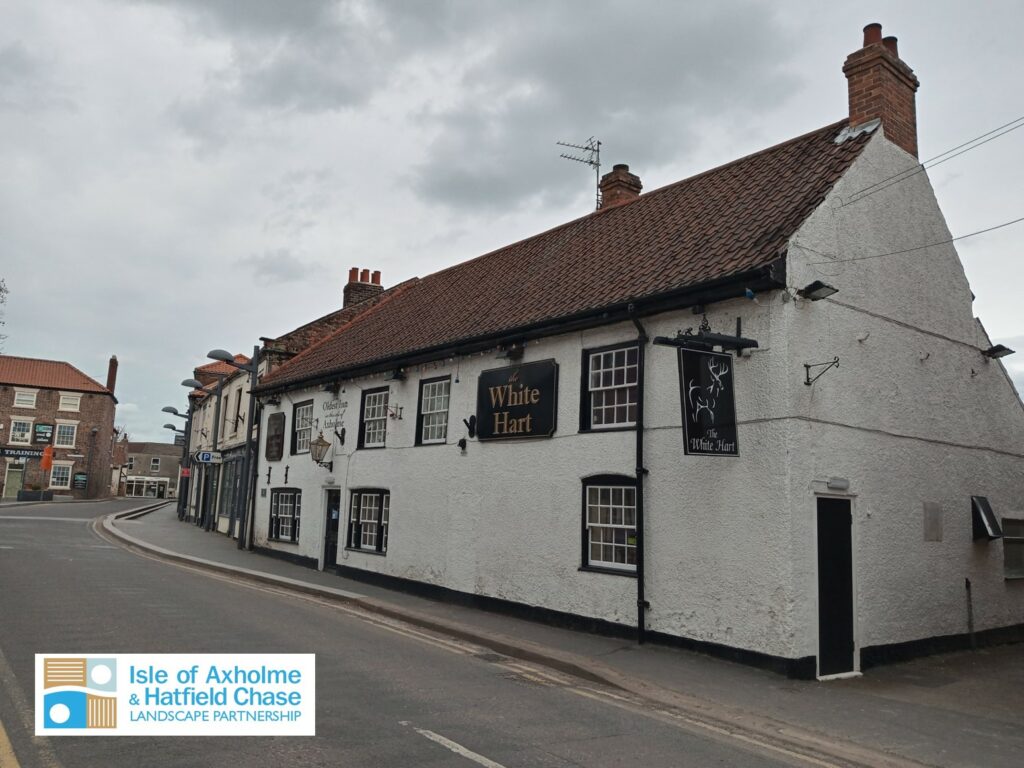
[861,622,1024,669]
[332,563,816,678]
[253,545,318,570]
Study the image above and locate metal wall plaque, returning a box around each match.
[265,412,285,461]
[678,349,738,456]
[476,359,558,441]
[33,424,54,444]
[72,472,88,490]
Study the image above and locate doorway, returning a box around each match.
[817,497,855,677]
[3,464,23,499]
[324,489,342,570]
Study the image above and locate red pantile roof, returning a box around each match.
[261,119,872,391]
[0,355,112,395]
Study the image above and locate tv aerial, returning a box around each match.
[557,137,601,210]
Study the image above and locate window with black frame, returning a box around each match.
[347,489,389,554]
[581,475,637,573]
[416,376,451,445]
[269,488,302,543]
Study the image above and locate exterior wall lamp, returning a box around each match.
[309,432,333,472]
[981,344,1015,359]
[797,280,839,301]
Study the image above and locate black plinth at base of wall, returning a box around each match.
[253,544,318,570]
[861,622,1024,669]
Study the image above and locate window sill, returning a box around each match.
[268,538,301,546]
[415,440,448,447]
[578,425,637,434]
[357,445,386,450]
[579,565,637,578]
[344,547,387,556]
[1005,575,1024,581]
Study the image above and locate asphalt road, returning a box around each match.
[0,500,829,768]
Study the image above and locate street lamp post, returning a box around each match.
[206,346,260,550]
[162,405,191,520]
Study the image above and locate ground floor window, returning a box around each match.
[49,463,73,489]
[269,488,301,542]
[582,475,637,572]
[1004,518,1024,578]
[125,478,168,498]
[347,489,389,554]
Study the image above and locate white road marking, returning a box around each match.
[401,722,508,768]
[0,517,90,523]
[0,646,63,768]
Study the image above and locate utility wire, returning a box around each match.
[839,114,1024,207]
[805,214,1024,264]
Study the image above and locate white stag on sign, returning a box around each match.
[687,357,729,423]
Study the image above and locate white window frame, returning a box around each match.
[13,389,37,409]
[347,490,389,554]
[583,480,637,573]
[417,377,450,445]
[586,345,639,429]
[150,457,161,472]
[292,401,313,454]
[49,462,73,490]
[360,389,389,448]
[269,489,301,543]
[54,420,78,448]
[9,417,33,445]
[1004,517,1024,579]
[58,392,81,412]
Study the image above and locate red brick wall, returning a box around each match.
[0,387,116,499]
[843,36,920,158]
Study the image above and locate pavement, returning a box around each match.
[102,504,1024,768]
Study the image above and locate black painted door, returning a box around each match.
[324,489,342,569]
[817,498,854,676]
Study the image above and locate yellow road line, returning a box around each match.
[0,716,21,768]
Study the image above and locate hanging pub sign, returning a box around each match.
[678,348,739,456]
[265,412,285,461]
[476,359,558,441]
[33,424,54,444]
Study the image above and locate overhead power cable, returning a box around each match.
[839,114,1024,207]
[805,214,1024,264]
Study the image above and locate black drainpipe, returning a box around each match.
[629,304,651,644]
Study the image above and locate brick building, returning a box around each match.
[121,441,183,499]
[0,354,118,500]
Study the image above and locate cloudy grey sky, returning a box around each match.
[2,0,1022,441]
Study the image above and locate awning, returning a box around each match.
[971,496,1003,541]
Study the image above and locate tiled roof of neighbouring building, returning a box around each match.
[0,355,112,394]
[260,119,872,391]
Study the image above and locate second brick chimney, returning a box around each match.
[343,267,383,308]
[843,23,920,157]
[599,164,642,209]
[106,355,118,394]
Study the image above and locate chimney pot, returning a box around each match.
[348,267,359,282]
[882,35,898,57]
[359,268,370,283]
[343,267,384,307]
[863,23,882,46]
[371,270,381,285]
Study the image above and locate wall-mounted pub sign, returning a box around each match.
[265,412,286,461]
[72,472,88,490]
[34,424,54,444]
[476,359,558,441]
[678,349,738,456]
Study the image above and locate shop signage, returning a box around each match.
[678,349,738,456]
[476,359,558,441]
[322,399,347,430]
[34,424,54,444]
[265,412,286,461]
[0,446,44,458]
[72,472,88,490]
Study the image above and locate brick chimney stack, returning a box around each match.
[843,23,920,157]
[343,267,383,308]
[599,164,642,209]
[106,355,118,394]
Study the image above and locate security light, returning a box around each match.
[797,280,839,301]
[981,344,1014,359]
